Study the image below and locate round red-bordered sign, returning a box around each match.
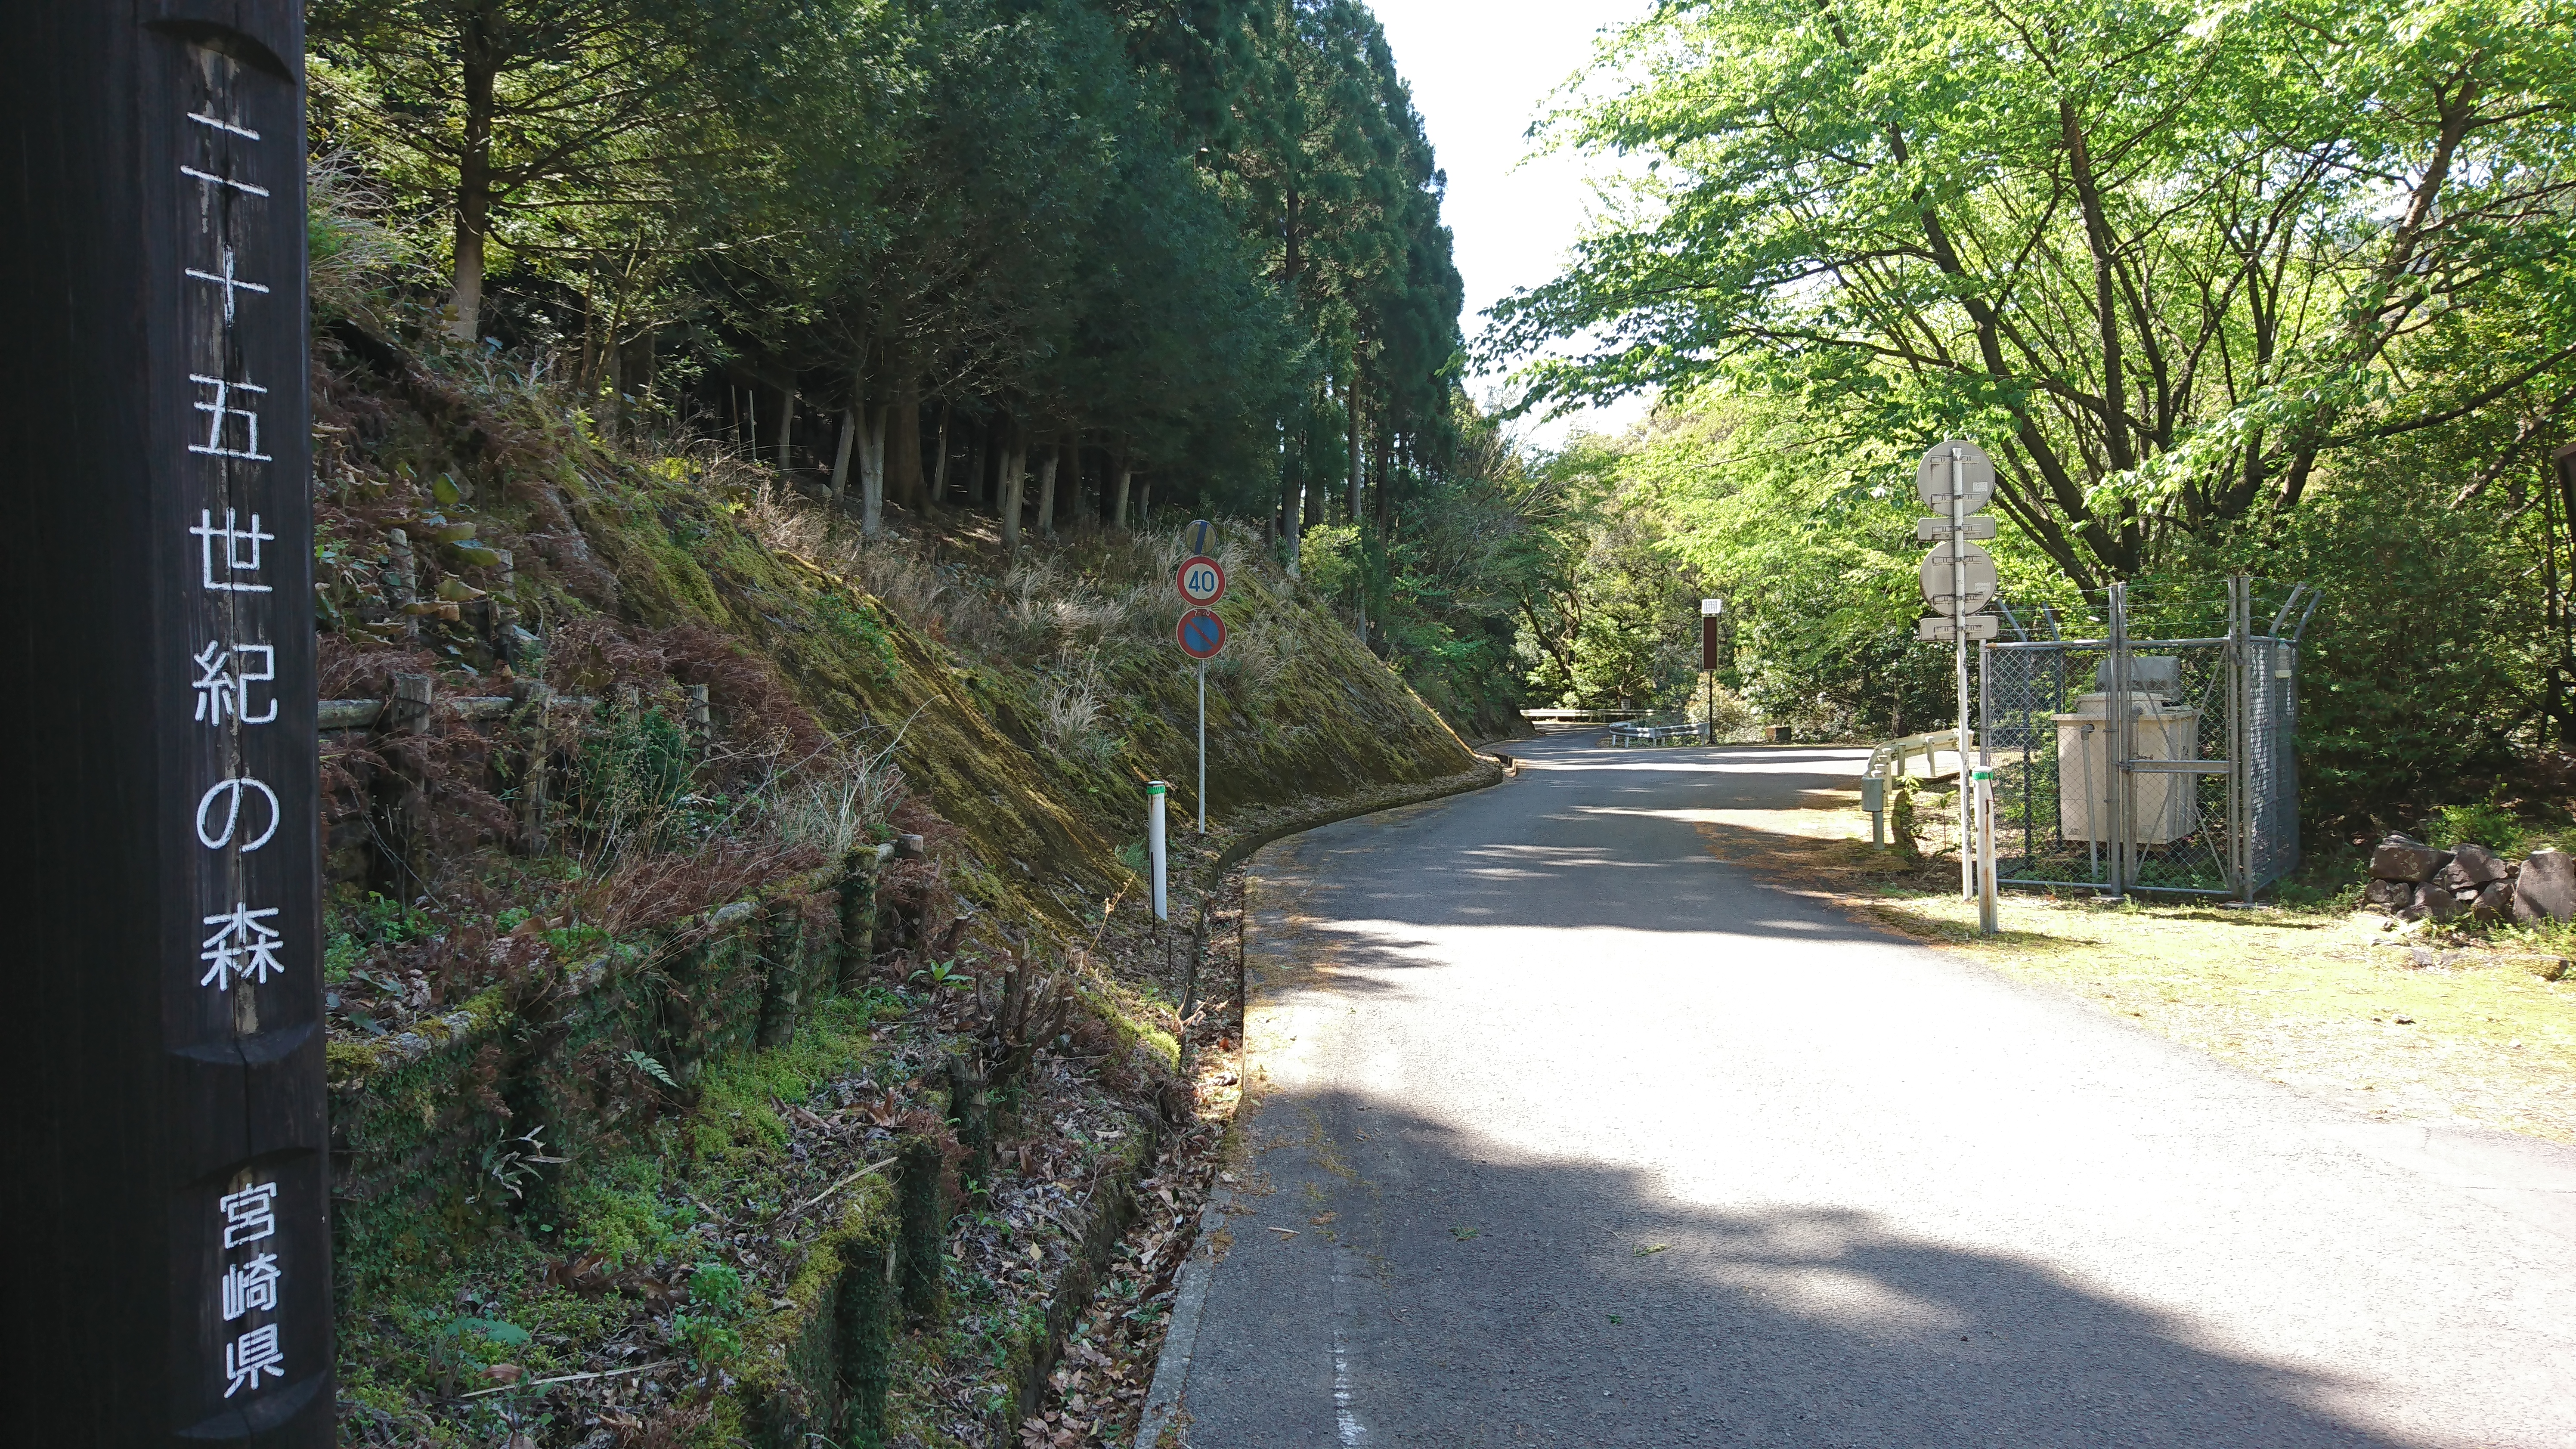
[1176,554,1226,606]
[1177,607,1226,660]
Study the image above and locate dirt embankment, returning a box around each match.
[311,323,1490,1449]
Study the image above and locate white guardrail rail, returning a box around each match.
[1604,719,1706,748]
[1860,726,1972,845]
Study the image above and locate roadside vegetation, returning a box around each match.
[1691,784,2576,1145]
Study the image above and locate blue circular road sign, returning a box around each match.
[1177,607,1226,660]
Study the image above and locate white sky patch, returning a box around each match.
[1369,0,1660,452]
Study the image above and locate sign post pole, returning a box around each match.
[2,6,334,1442]
[1173,522,1228,834]
[1700,599,1722,743]
[1913,440,1998,906]
[1952,448,1973,902]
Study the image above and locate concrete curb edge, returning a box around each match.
[1130,757,1513,1447]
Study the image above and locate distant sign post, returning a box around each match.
[3,3,334,1442]
[1914,439,2000,925]
[1176,523,1228,832]
[1700,599,1722,742]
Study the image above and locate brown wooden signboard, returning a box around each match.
[1,3,331,1443]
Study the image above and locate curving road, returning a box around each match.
[1157,735,2576,1448]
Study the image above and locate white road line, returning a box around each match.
[1331,1246,1367,1445]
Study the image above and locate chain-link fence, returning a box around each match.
[1980,577,2317,900]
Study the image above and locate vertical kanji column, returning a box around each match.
[0,4,329,1445]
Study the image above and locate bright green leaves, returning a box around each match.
[1495,0,2576,591]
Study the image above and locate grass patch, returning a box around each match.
[1695,793,2576,1144]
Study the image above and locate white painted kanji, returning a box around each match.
[221,1324,285,1397]
[199,904,284,991]
[191,641,277,726]
[194,776,281,851]
[217,1181,278,1248]
[184,248,270,325]
[188,507,273,590]
[179,164,268,200]
[186,377,272,462]
[186,111,261,142]
[220,1253,280,1321]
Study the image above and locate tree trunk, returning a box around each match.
[1032,439,1059,537]
[889,375,924,509]
[1347,368,1364,521]
[1138,476,1152,528]
[998,429,1026,555]
[830,403,858,505]
[776,386,797,473]
[829,369,862,503]
[576,283,599,398]
[446,31,498,342]
[1374,425,1393,537]
[1111,435,1133,529]
[860,404,888,538]
[932,400,951,502]
[969,423,988,507]
[1282,442,1301,578]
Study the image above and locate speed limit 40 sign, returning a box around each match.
[1177,554,1226,606]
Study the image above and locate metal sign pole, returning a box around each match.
[2108,582,2132,898]
[3,6,333,1442]
[1951,448,1974,901]
[1197,664,1208,834]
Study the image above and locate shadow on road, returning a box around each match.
[1192,1087,2412,1448]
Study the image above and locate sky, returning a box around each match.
[1367,0,1661,452]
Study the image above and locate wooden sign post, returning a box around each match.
[1,4,331,1443]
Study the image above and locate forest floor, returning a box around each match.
[1687,781,2576,1147]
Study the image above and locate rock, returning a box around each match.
[2512,848,2576,923]
[2362,878,2413,911]
[2471,881,2515,923]
[2412,882,2467,923]
[2371,836,2453,883]
[2437,842,2508,890]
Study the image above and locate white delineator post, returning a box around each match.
[1974,759,1998,935]
[1148,780,1169,922]
[1950,445,1974,902]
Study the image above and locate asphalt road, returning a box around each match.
[1165,736,2576,1448]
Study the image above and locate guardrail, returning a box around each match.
[1604,720,1707,748]
[1860,727,1973,845]
[1522,708,1653,719]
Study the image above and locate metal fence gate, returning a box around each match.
[1980,577,2318,900]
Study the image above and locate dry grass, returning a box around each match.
[1690,789,2576,1145]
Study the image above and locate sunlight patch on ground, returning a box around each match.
[1697,803,2576,1145]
